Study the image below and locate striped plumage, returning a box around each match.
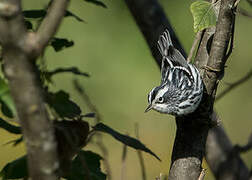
[145,30,203,116]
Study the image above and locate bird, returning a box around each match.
[145,29,203,116]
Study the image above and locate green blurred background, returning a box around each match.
[0,0,252,179]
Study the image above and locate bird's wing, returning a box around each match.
[161,57,173,84]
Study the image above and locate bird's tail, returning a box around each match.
[158,29,189,70]
[157,29,173,57]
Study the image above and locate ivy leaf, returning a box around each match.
[93,123,161,161]
[0,118,21,134]
[65,150,106,180]
[84,0,107,8]
[0,155,28,180]
[190,1,217,32]
[46,90,82,119]
[50,38,74,52]
[0,78,16,118]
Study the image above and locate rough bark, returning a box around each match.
[124,0,250,179]
[0,0,69,179]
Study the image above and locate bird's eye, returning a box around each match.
[158,97,164,103]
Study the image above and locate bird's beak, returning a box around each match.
[144,104,153,113]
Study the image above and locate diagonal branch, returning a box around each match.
[187,31,203,63]
[204,0,236,96]
[216,69,252,101]
[73,79,112,180]
[36,0,69,56]
[124,0,186,68]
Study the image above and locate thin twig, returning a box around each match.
[120,141,128,180]
[216,70,252,101]
[238,8,252,18]
[187,31,203,63]
[73,79,112,180]
[232,132,252,154]
[198,169,206,180]
[36,0,69,55]
[155,173,167,180]
[234,0,241,7]
[247,0,252,6]
[135,123,146,180]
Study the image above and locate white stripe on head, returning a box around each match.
[148,87,156,103]
[156,85,169,99]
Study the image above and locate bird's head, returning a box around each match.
[145,84,177,115]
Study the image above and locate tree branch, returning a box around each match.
[124,0,250,179]
[206,112,250,180]
[73,79,112,180]
[204,0,235,96]
[135,123,146,180]
[0,0,69,179]
[238,8,252,18]
[36,0,69,56]
[216,69,252,101]
[187,31,203,63]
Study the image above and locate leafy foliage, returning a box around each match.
[0,118,21,134]
[0,151,106,180]
[0,0,160,179]
[46,90,82,119]
[65,150,106,180]
[93,123,161,161]
[190,1,217,32]
[50,38,74,52]
[84,0,107,8]
[81,112,96,118]
[0,155,28,180]
[23,10,84,22]
[0,78,16,118]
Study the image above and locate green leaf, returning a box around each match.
[46,90,82,119]
[23,10,84,22]
[5,136,23,146]
[0,155,28,180]
[65,11,85,22]
[50,38,74,52]
[0,78,16,118]
[65,150,106,180]
[0,118,21,134]
[93,123,161,161]
[84,0,107,8]
[23,10,46,18]
[190,1,217,32]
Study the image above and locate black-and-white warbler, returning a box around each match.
[145,29,203,116]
